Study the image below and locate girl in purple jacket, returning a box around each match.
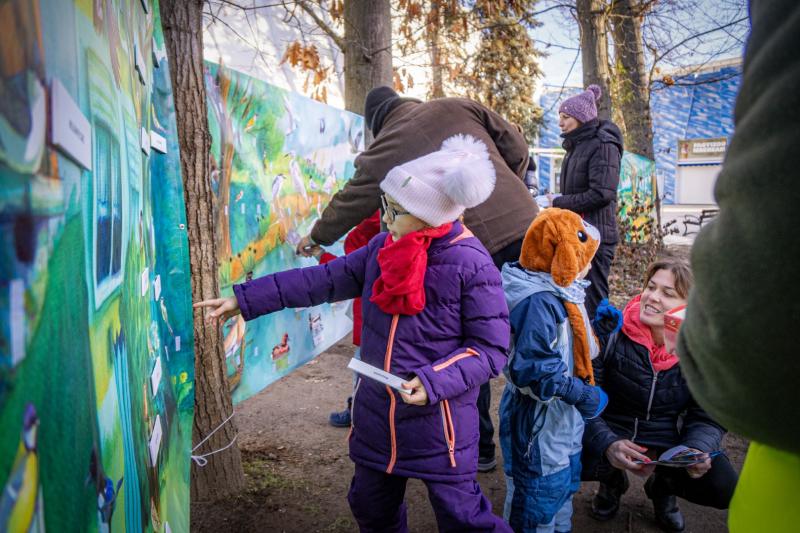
[196,135,512,532]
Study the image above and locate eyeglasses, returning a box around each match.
[380,194,409,222]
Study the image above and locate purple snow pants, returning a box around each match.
[347,463,512,532]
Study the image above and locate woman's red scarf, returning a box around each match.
[622,294,680,372]
[370,223,453,315]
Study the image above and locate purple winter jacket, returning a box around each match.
[233,221,510,481]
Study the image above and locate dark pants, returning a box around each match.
[348,463,511,532]
[477,238,526,460]
[585,243,616,318]
[585,453,739,510]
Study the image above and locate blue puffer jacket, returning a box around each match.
[499,264,585,518]
[234,222,511,481]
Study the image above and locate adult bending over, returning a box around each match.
[583,257,737,532]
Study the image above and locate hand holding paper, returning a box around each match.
[401,377,428,406]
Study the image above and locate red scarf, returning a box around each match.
[622,295,680,372]
[370,223,453,315]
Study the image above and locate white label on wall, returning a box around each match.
[240,202,246,214]
[51,78,92,170]
[149,415,163,466]
[153,274,161,301]
[10,279,26,366]
[141,267,149,296]
[175,336,181,352]
[140,127,151,156]
[150,130,167,153]
[151,356,162,396]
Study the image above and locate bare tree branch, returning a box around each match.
[293,0,345,50]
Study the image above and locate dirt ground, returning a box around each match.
[191,337,746,533]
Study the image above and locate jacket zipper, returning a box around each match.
[433,348,479,371]
[384,314,400,474]
[347,377,362,442]
[632,355,660,443]
[440,400,457,467]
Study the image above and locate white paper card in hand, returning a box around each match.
[348,358,411,394]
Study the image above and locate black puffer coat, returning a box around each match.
[552,119,623,245]
[583,331,726,465]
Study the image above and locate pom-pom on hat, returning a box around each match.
[380,134,496,227]
[559,84,602,124]
[519,208,601,287]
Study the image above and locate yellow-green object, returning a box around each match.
[729,442,800,532]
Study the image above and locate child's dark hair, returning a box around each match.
[643,255,693,299]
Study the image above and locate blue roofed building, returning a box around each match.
[534,58,742,207]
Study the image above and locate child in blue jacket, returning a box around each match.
[499,208,609,532]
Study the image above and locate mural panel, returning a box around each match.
[0,1,193,531]
[204,63,363,404]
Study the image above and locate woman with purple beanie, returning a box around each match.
[547,85,623,317]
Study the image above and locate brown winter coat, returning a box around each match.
[310,98,539,255]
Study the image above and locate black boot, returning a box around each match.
[645,475,686,532]
[591,470,629,521]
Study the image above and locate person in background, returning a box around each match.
[547,85,623,317]
[678,1,800,531]
[297,87,540,472]
[197,135,513,531]
[310,211,381,427]
[584,257,737,532]
[499,208,608,532]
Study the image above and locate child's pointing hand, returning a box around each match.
[401,377,428,406]
[193,296,241,324]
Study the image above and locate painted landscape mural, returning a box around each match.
[0,1,193,531]
[204,62,363,404]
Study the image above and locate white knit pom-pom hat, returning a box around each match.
[380,134,496,227]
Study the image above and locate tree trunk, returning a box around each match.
[343,0,393,114]
[610,0,654,159]
[160,0,245,502]
[576,0,613,120]
[427,2,445,99]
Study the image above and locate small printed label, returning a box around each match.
[149,415,162,466]
[175,336,181,352]
[141,127,151,156]
[153,274,161,301]
[10,279,26,366]
[240,202,246,214]
[150,130,167,153]
[51,78,92,170]
[151,356,162,396]
[141,267,149,296]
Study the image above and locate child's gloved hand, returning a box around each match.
[593,298,623,335]
[575,385,609,420]
[558,377,609,419]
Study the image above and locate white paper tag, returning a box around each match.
[140,127,151,155]
[153,274,161,301]
[151,356,162,396]
[51,79,92,170]
[150,130,167,153]
[175,336,181,352]
[347,358,411,394]
[240,202,245,214]
[149,415,162,466]
[10,279,26,366]
[141,267,149,296]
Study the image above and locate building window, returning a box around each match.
[550,156,563,194]
[94,123,122,289]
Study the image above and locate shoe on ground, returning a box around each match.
[590,471,629,521]
[477,456,497,472]
[328,397,352,428]
[644,475,686,532]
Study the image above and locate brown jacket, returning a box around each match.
[310,98,538,255]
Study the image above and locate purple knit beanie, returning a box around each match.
[559,84,602,123]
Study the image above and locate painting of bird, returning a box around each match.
[289,159,307,198]
[0,404,44,532]
[271,173,286,201]
[85,446,123,533]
